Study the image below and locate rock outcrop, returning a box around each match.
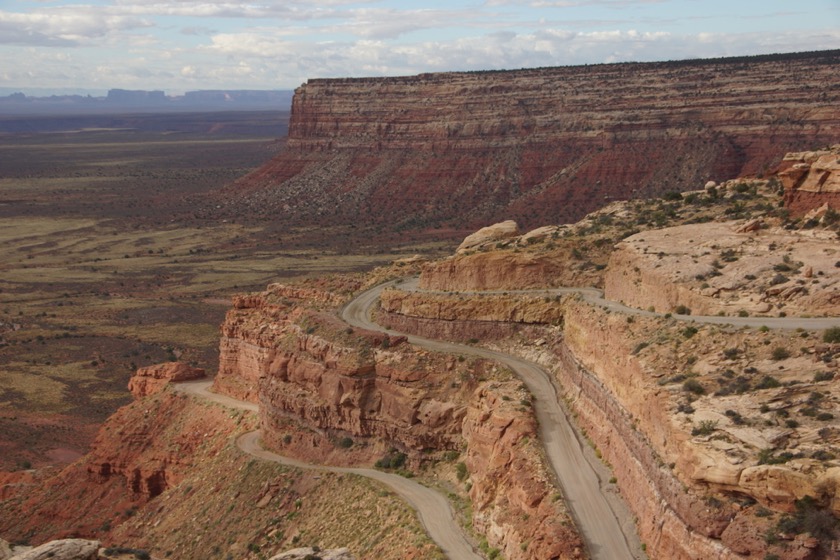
[127,362,205,398]
[604,219,840,316]
[214,283,585,557]
[9,540,99,560]
[457,220,520,253]
[269,547,354,560]
[0,392,251,544]
[780,145,840,216]
[463,385,584,560]
[213,51,840,234]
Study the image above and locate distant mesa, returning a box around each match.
[0,89,294,115]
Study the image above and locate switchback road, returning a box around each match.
[175,379,481,560]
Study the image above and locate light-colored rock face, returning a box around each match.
[456,220,520,253]
[127,362,205,398]
[9,540,99,560]
[419,251,569,291]
[781,145,840,216]
[269,547,355,560]
[0,539,12,560]
[380,288,565,326]
[605,220,840,316]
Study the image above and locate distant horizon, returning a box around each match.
[0,87,294,97]
[1,0,837,92]
[3,46,838,98]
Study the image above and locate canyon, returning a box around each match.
[3,53,840,560]
[213,50,840,236]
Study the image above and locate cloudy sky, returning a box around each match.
[1,0,838,94]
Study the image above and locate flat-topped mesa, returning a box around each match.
[224,51,840,231]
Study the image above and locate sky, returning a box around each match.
[1,0,838,95]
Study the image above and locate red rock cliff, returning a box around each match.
[215,51,840,233]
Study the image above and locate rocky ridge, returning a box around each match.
[373,161,840,559]
[214,51,840,234]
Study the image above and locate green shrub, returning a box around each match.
[683,379,705,395]
[723,348,740,359]
[674,305,691,315]
[823,327,840,343]
[375,450,407,469]
[681,326,698,338]
[692,420,717,436]
[814,371,834,382]
[337,437,353,449]
[770,347,790,361]
[755,376,781,390]
[455,462,468,482]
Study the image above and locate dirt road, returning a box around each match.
[175,380,481,560]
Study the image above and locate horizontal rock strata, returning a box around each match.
[215,51,840,233]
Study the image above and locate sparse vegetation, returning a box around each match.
[770,347,791,361]
[823,327,840,343]
[691,420,717,436]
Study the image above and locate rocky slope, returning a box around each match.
[213,50,840,234]
[374,164,840,559]
[0,374,444,560]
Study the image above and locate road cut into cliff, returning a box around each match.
[342,282,645,560]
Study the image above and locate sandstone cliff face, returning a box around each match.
[215,290,474,452]
[380,266,839,559]
[380,288,565,325]
[463,385,584,560]
[781,145,840,216]
[215,51,840,233]
[418,252,568,291]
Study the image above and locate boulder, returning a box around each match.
[269,548,355,560]
[456,220,519,253]
[10,540,99,560]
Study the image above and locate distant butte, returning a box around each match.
[211,50,840,236]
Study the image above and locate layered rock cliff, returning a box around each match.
[214,50,840,234]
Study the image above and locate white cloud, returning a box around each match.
[0,8,152,46]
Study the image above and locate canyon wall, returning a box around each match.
[214,51,840,233]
